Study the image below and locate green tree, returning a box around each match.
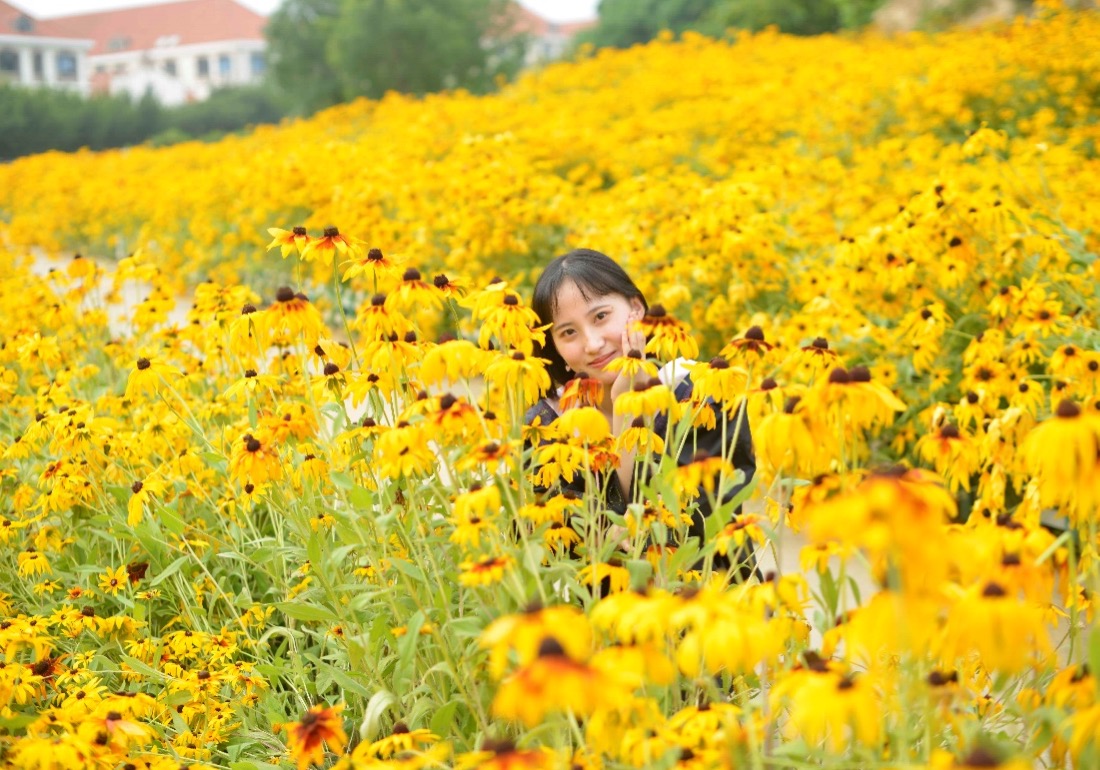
[707,0,841,35]
[576,0,888,48]
[266,0,524,114]
[576,0,722,49]
[265,0,344,114]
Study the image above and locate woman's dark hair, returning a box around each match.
[531,249,648,387]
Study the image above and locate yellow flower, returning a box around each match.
[459,554,513,587]
[125,355,181,399]
[771,667,882,753]
[127,474,168,526]
[479,603,592,679]
[98,565,129,596]
[1022,399,1100,525]
[229,431,283,485]
[266,225,312,258]
[483,350,551,408]
[300,225,363,263]
[491,637,633,727]
[280,703,348,770]
[364,722,439,758]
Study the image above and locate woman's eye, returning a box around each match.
[595,312,608,322]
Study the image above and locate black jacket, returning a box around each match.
[524,374,758,580]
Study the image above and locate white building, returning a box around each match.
[3,0,594,106]
[8,0,267,106]
[0,2,93,94]
[503,3,596,66]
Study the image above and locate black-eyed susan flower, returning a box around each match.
[363,722,439,759]
[1022,399,1100,524]
[386,267,445,312]
[689,356,749,412]
[771,668,882,753]
[559,374,604,411]
[604,348,659,382]
[126,474,168,526]
[577,562,631,595]
[372,422,434,480]
[480,603,592,680]
[616,417,665,455]
[484,351,550,408]
[459,554,513,587]
[491,636,632,727]
[301,226,363,264]
[639,304,698,362]
[266,226,312,258]
[420,339,490,386]
[721,325,775,367]
[341,246,406,283]
[265,287,326,348]
[280,703,348,770]
[125,355,180,400]
[474,289,546,354]
[229,431,282,485]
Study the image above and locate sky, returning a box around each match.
[23,0,599,23]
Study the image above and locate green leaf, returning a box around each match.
[275,601,338,623]
[429,700,459,737]
[625,559,653,589]
[0,713,39,731]
[389,558,425,583]
[1036,530,1071,565]
[322,662,372,699]
[348,485,376,510]
[149,555,190,586]
[330,471,354,490]
[1088,629,1100,685]
[159,505,185,537]
[230,761,283,770]
[120,654,166,682]
[359,689,397,741]
[201,451,227,471]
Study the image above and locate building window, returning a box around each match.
[163,58,177,76]
[250,51,265,76]
[196,56,209,77]
[218,54,231,76]
[56,51,77,81]
[33,51,44,80]
[113,62,127,74]
[14,15,34,33]
[95,64,106,74]
[0,49,20,78]
[108,36,131,51]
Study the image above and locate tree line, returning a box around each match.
[0,83,287,161]
[3,0,897,159]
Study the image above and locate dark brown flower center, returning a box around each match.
[1056,399,1081,418]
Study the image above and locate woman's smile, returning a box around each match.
[588,351,617,369]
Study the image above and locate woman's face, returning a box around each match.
[550,279,645,386]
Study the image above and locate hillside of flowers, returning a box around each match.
[1,1,1099,768]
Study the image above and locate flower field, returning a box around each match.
[2,2,1100,768]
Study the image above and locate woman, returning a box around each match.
[525,248,757,580]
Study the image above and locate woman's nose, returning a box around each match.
[583,328,603,353]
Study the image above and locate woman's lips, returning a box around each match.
[588,352,616,368]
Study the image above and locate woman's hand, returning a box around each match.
[609,324,648,411]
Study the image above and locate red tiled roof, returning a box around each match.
[504,3,551,36]
[557,19,597,36]
[36,0,266,55]
[1,0,40,35]
[501,2,596,38]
